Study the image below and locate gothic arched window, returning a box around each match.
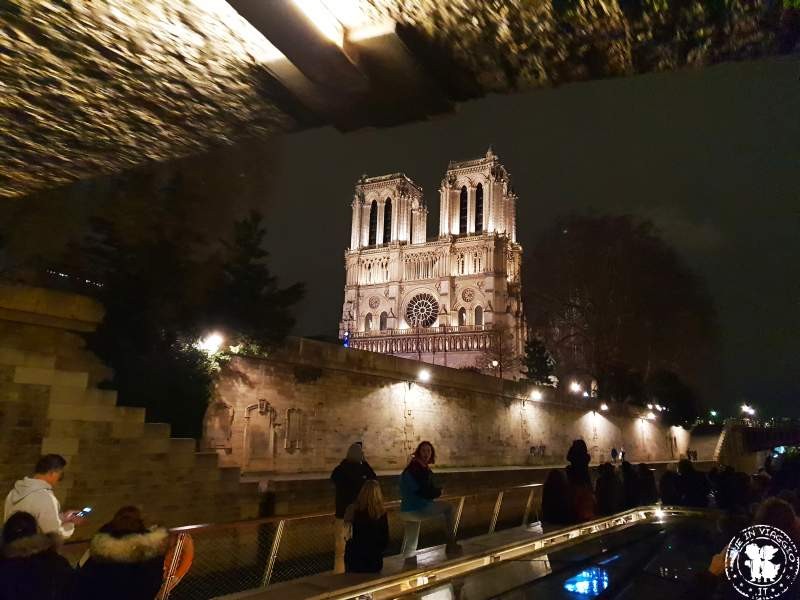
[475,183,483,233]
[379,311,388,331]
[475,305,483,326]
[368,200,378,246]
[365,313,373,332]
[458,307,467,326]
[459,186,468,235]
[383,198,392,244]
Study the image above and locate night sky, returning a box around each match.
[260,57,799,416]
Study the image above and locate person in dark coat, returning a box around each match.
[0,511,73,600]
[399,441,461,566]
[659,469,682,505]
[330,442,377,573]
[541,469,571,524]
[620,461,640,509]
[344,480,389,573]
[637,464,658,505]
[677,459,710,507]
[74,506,169,600]
[595,463,623,516]
[610,448,619,464]
[565,440,595,522]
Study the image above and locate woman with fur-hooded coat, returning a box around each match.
[74,506,169,600]
[0,511,73,600]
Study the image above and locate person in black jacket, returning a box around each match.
[0,511,73,600]
[344,480,389,573]
[330,442,377,573]
[73,506,169,600]
[595,463,622,516]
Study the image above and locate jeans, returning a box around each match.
[400,501,456,558]
[333,518,349,573]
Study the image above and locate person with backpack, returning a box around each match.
[330,442,377,573]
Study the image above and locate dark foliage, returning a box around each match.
[522,336,556,385]
[525,214,717,405]
[75,210,301,439]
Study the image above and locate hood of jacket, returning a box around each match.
[7,477,52,506]
[89,528,169,563]
[1,532,61,559]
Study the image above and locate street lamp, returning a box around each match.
[530,390,543,401]
[600,403,609,412]
[710,410,718,417]
[418,369,431,383]
[195,331,224,355]
[569,381,583,394]
[741,404,755,416]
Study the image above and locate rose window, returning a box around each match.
[461,288,475,303]
[405,293,439,327]
[368,296,381,309]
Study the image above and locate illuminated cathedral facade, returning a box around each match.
[339,148,525,371]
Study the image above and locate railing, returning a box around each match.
[65,483,541,600]
[350,324,492,338]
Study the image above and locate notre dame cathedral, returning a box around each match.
[339,148,525,371]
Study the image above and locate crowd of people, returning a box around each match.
[0,454,192,600]
[541,440,717,524]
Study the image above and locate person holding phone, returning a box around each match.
[3,454,84,538]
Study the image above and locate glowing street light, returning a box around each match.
[195,332,224,355]
[417,369,431,383]
[741,404,755,416]
[647,403,654,410]
[491,360,499,368]
[530,390,543,401]
[710,410,718,417]
[600,403,609,412]
[569,381,583,394]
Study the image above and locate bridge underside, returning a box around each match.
[2,0,798,199]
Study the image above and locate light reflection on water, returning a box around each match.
[563,567,610,596]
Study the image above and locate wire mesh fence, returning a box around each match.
[60,483,542,599]
[168,521,278,600]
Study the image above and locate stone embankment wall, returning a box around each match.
[0,283,260,538]
[212,338,692,474]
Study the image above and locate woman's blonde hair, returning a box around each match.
[355,480,386,520]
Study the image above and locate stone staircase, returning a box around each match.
[0,283,260,538]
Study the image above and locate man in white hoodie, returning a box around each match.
[4,454,80,539]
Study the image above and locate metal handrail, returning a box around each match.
[315,505,717,600]
[64,481,543,599]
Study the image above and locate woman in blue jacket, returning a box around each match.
[399,441,462,566]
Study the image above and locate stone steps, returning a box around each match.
[0,339,260,534]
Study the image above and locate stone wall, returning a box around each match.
[0,282,260,538]
[212,338,692,474]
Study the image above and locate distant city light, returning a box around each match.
[710,410,718,417]
[741,404,755,416]
[647,404,654,410]
[418,369,431,383]
[655,405,664,412]
[195,332,224,355]
[646,411,656,420]
[600,403,609,411]
[530,390,543,401]
[569,381,583,394]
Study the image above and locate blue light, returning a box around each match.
[563,567,610,596]
[342,332,350,348]
[775,446,786,455]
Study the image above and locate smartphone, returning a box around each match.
[76,506,92,518]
